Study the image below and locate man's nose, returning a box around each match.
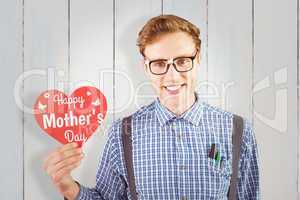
[165,63,180,78]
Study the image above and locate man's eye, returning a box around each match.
[153,61,166,68]
[176,58,190,66]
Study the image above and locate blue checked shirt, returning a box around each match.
[75,95,260,200]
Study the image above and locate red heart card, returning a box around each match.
[34,86,107,147]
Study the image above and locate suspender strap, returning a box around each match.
[122,116,138,200]
[228,114,244,200]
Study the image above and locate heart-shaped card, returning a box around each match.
[34,86,107,147]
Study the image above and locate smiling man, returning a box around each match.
[44,15,260,200]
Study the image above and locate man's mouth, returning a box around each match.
[163,84,186,95]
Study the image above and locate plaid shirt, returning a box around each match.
[75,95,260,200]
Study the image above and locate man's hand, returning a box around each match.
[43,142,84,200]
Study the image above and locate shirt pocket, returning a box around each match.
[206,157,232,199]
[207,157,232,177]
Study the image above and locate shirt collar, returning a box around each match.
[154,92,204,127]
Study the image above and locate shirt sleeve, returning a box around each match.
[74,120,128,200]
[237,119,260,199]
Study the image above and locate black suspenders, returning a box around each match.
[122,115,138,200]
[122,114,244,200]
[228,114,244,199]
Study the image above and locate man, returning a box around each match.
[44,14,260,199]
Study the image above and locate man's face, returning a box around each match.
[143,31,200,109]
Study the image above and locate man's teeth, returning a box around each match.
[166,85,182,91]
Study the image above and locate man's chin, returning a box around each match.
[159,89,195,106]
[159,93,183,106]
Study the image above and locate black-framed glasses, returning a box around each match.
[145,49,198,75]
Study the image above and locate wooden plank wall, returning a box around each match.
[1,0,299,199]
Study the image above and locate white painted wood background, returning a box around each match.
[0,0,299,199]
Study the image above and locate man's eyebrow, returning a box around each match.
[148,57,168,61]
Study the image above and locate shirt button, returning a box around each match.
[181,196,187,200]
